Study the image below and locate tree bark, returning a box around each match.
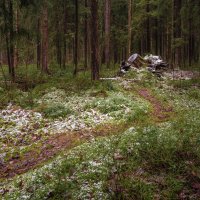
[0,37,2,65]
[104,0,111,68]
[91,0,100,80]
[146,0,151,53]
[173,0,182,67]
[2,0,15,80]
[127,0,132,58]
[188,13,193,66]
[37,18,41,69]
[63,0,67,69]
[56,13,62,68]
[84,0,88,70]
[74,0,79,76]
[9,0,15,81]
[14,4,18,68]
[154,19,158,54]
[41,2,49,74]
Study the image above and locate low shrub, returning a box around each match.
[43,104,73,119]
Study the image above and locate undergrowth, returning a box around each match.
[1,64,200,199]
[1,109,200,199]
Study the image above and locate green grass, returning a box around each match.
[1,64,200,199]
[2,108,200,199]
[0,64,120,109]
[170,78,200,89]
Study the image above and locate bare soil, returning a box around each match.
[0,88,174,179]
[138,89,173,122]
[0,124,125,179]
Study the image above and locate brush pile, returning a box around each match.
[120,53,169,77]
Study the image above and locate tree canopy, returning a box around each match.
[0,0,199,80]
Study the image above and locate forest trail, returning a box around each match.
[0,88,174,180]
[137,88,174,122]
[0,124,124,179]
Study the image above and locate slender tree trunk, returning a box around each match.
[5,32,11,74]
[37,18,41,69]
[127,0,132,57]
[171,0,174,66]
[55,4,62,68]
[188,14,192,66]
[9,0,15,81]
[155,18,158,54]
[41,2,49,74]
[104,0,111,68]
[91,0,100,80]
[2,0,14,78]
[74,0,79,76]
[0,36,2,65]
[63,0,67,69]
[14,3,18,68]
[146,0,150,53]
[56,36,62,68]
[140,38,143,55]
[84,0,88,70]
[4,13,12,74]
[167,23,171,61]
[56,30,62,67]
[173,0,182,67]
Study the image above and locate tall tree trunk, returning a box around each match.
[84,0,88,70]
[155,18,158,54]
[63,0,67,69]
[104,0,111,68]
[146,0,151,53]
[91,0,100,80]
[9,0,15,81]
[6,37,11,73]
[127,0,132,57]
[2,0,11,74]
[55,4,62,68]
[14,3,18,68]
[188,17,192,66]
[56,17,62,67]
[37,18,41,69]
[159,28,163,56]
[74,0,79,76]
[167,22,171,61]
[171,0,174,66]
[173,0,182,67]
[41,2,49,74]
[0,36,2,65]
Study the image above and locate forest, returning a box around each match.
[0,0,200,199]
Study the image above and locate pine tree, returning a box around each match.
[41,0,49,74]
[91,0,100,80]
[104,0,111,68]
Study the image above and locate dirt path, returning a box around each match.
[0,124,125,179]
[138,88,173,122]
[0,88,173,179]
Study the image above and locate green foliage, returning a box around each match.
[42,104,73,119]
[85,91,149,121]
[111,178,156,200]
[3,106,200,199]
[1,63,200,199]
[0,87,27,108]
[188,88,200,100]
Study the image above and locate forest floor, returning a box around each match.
[0,66,200,199]
[0,88,172,179]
